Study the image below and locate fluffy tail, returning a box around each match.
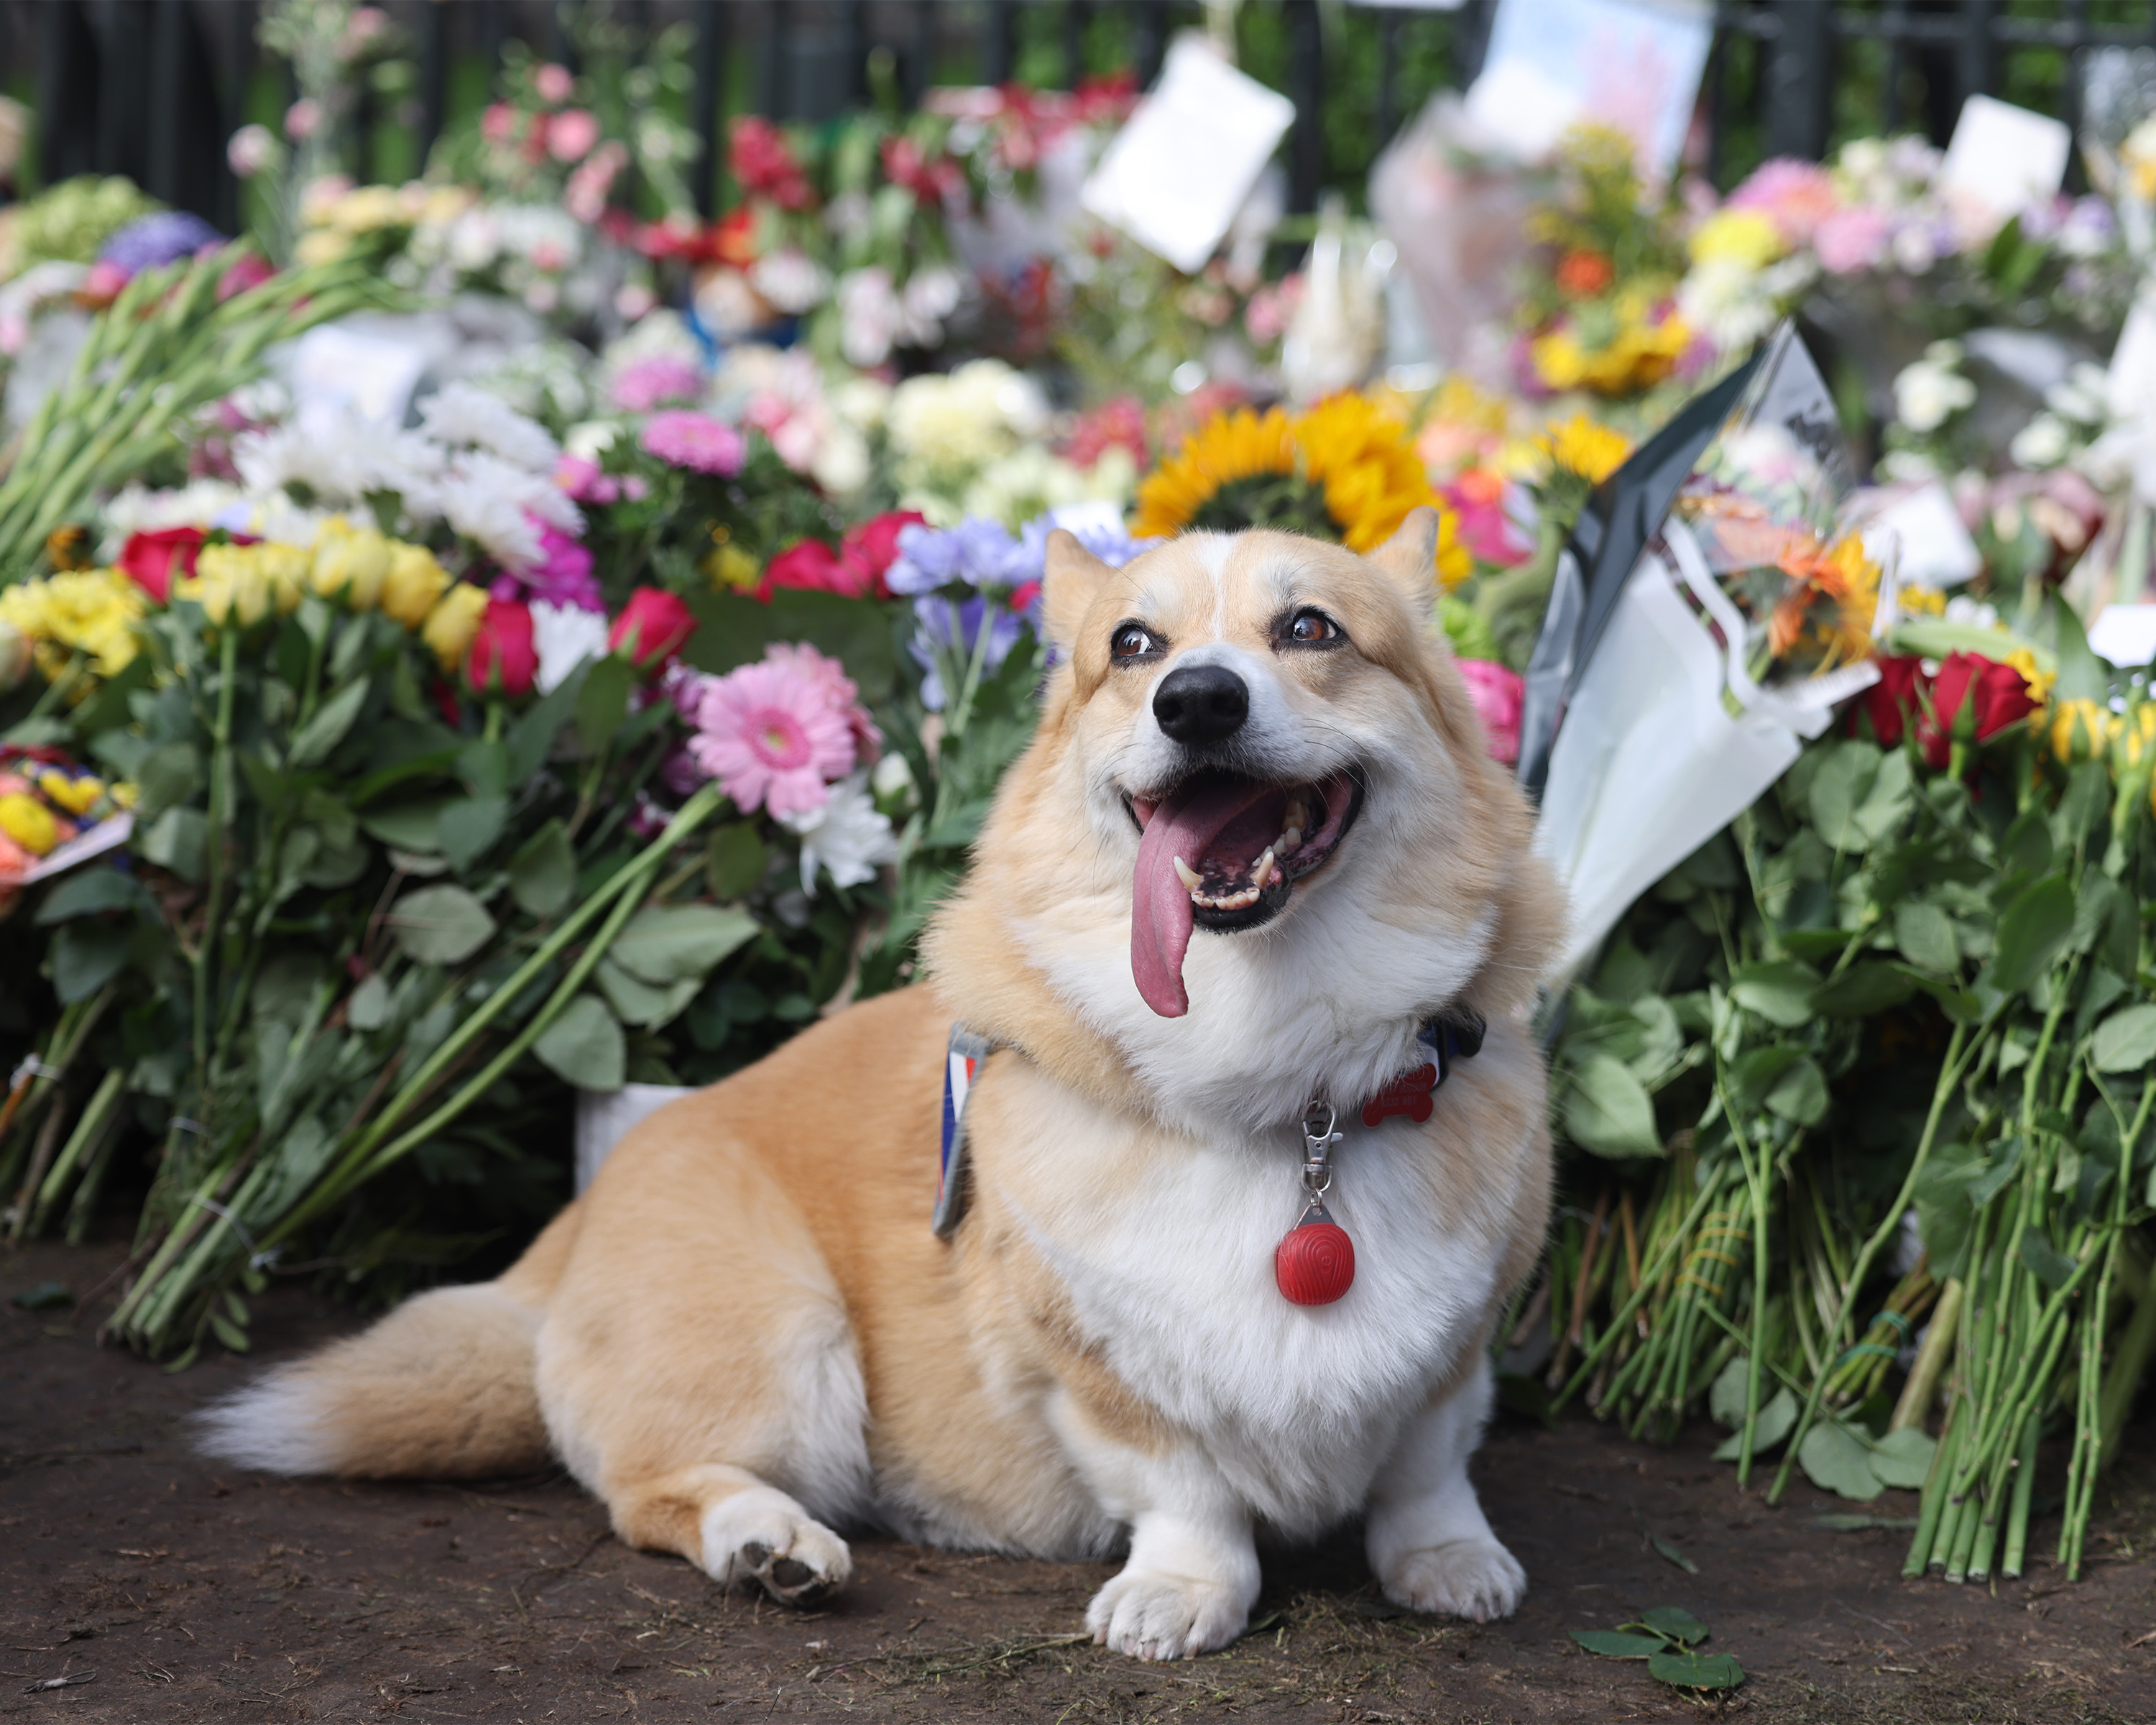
[196,1209,577,1478]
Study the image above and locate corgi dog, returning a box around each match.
[200,512,1562,1661]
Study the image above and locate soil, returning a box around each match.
[5,1236,2155,1724]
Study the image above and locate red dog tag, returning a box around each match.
[1360,1061,1437,1128]
[1275,1207,1355,1305]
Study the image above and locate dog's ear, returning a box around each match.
[1042,528,1115,650]
[1366,507,1441,617]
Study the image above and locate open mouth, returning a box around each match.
[1126,768,1363,1018]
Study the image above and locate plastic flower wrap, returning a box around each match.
[0,744,132,888]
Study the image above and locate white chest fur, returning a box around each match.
[985,1067,1516,1539]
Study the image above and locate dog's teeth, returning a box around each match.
[1279,827,1302,852]
[1253,847,1276,889]
[1172,855,1202,892]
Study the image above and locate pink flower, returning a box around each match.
[482,103,519,146]
[548,109,601,163]
[534,63,576,104]
[1728,159,1840,245]
[642,410,745,476]
[285,98,322,142]
[1814,206,1892,275]
[1454,659,1524,766]
[765,640,882,760]
[555,454,620,505]
[691,653,858,816]
[609,355,704,413]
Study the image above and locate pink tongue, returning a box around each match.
[1131,777,1279,1018]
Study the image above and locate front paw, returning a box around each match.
[1086,1568,1249,1660]
[1380,1537,1526,1623]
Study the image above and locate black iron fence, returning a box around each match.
[6,1,2156,239]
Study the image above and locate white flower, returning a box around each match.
[434,450,581,569]
[831,374,891,433]
[530,600,610,694]
[565,420,618,461]
[748,247,831,315]
[870,750,916,807]
[1945,594,1999,630]
[233,412,446,511]
[776,772,897,893]
[811,423,871,497]
[2010,413,2071,469]
[1892,359,1975,434]
[418,381,560,472]
[837,267,903,368]
[898,265,964,346]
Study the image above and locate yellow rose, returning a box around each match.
[380,541,451,627]
[310,520,392,610]
[0,791,58,856]
[420,583,488,671]
[2112,704,2156,773]
[293,229,349,268]
[184,543,271,627]
[1689,208,1787,270]
[254,541,310,613]
[2050,698,2117,765]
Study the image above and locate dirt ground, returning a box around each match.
[5,1236,2155,1724]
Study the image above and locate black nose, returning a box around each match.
[1153,663,1249,747]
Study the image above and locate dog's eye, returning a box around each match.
[1286,609,1342,645]
[1110,622,1161,660]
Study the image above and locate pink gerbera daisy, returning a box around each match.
[642,410,745,476]
[609,355,704,413]
[691,656,857,816]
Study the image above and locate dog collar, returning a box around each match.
[932,1011,1484,1246]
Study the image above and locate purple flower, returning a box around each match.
[488,517,602,610]
[911,594,1025,710]
[642,410,745,476]
[885,516,1022,595]
[609,355,705,413]
[101,211,224,277]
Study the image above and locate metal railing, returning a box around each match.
[3,2,2155,241]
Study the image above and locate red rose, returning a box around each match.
[607,586,697,672]
[1915,651,2036,769]
[465,598,538,698]
[839,510,926,594]
[215,254,275,303]
[1854,653,1924,748]
[757,538,865,602]
[117,525,205,603]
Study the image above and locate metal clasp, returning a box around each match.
[1299,1098,1341,1197]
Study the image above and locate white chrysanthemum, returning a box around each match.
[96,479,249,558]
[837,266,903,368]
[1892,357,1975,434]
[2010,413,2071,470]
[777,771,898,893]
[811,423,871,497]
[530,600,610,694]
[233,413,445,511]
[831,374,891,433]
[898,265,964,346]
[418,382,560,472]
[748,247,831,315]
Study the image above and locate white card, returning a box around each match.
[1461,58,1581,162]
[1082,34,1296,275]
[1469,0,1710,172]
[287,323,431,426]
[1943,94,2071,217]
[2089,604,2156,668]
[1854,482,1984,590]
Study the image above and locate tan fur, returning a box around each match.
[204,522,1565,1655]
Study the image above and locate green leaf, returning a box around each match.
[1991,873,2075,995]
[1866,1427,1936,1490]
[2020,1228,2078,1292]
[2050,589,2108,702]
[137,806,206,880]
[347,973,391,1031]
[50,920,131,1003]
[575,653,635,753]
[1637,1606,1708,1645]
[1726,1045,1800,1116]
[1810,962,1916,1018]
[704,823,769,899]
[387,883,497,965]
[1708,1356,1749,1427]
[1729,960,1821,1027]
[608,903,760,987]
[1650,1535,1697,1574]
[1572,1630,1660,1659]
[504,665,587,786]
[210,1312,252,1353]
[1563,1053,1662,1159]
[437,794,509,872]
[1765,1056,1829,1126]
[509,819,576,919]
[459,737,512,799]
[595,955,701,1029]
[1894,901,1959,975]
[1712,1388,1797,1459]
[1809,741,1880,852]
[1648,1650,1744,1691]
[359,797,453,853]
[286,677,371,768]
[533,993,625,1091]
[135,742,202,818]
[1798,1420,1884,1501]
[34,868,147,924]
[300,832,369,889]
[2092,1003,2156,1074]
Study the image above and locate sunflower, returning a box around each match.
[1769,532,1881,668]
[1537,413,1633,486]
[1133,394,1468,584]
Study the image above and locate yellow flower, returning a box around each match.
[1295,393,1440,552]
[2111,704,2156,773]
[1432,505,1472,590]
[1538,414,1634,485]
[35,770,103,816]
[181,544,271,627]
[1689,208,1787,270]
[292,229,350,268]
[2050,698,2117,765]
[420,583,488,671]
[1131,406,1296,539]
[2004,646,2054,713]
[0,791,58,856]
[705,542,762,593]
[381,541,451,627]
[0,566,147,677]
[1897,585,1946,617]
[254,541,310,613]
[310,518,392,610]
